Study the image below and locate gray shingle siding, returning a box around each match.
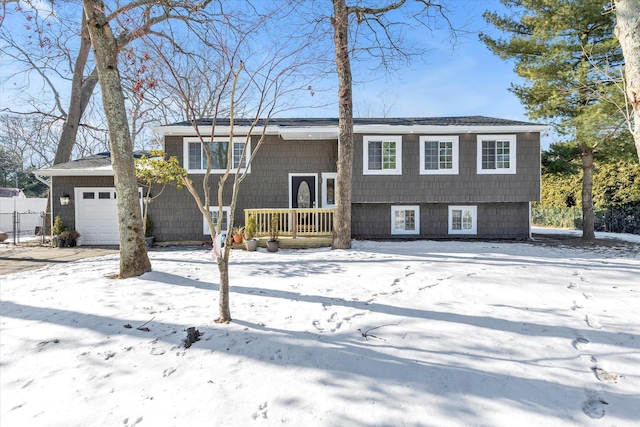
[50,176,116,231]
[352,132,540,203]
[160,131,539,240]
[158,134,338,240]
[353,202,530,239]
[52,127,539,242]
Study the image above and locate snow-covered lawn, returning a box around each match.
[1,231,639,426]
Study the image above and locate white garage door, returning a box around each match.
[74,187,142,246]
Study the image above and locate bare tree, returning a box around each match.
[329,0,455,249]
[1,1,212,165]
[147,4,324,323]
[82,0,151,278]
[614,0,640,160]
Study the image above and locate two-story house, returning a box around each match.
[36,116,548,245]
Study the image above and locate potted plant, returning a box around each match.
[145,215,155,247]
[52,215,65,248]
[243,215,258,251]
[232,225,244,244]
[59,229,80,247]
[267,213,279,252]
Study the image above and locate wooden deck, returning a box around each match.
[245,208,335,239]
[229,235,332,250]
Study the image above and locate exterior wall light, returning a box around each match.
[60,195,71,205]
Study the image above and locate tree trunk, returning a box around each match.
[216,256,232,323]
[332,0,353,250]
[581,149,595,241]
[83,0,151,278]
[53,13,100,165]
[614,0,640,161]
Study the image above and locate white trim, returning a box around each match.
[363,135,403,175]
[204,206,231,235]
[476,135,517,174]
[528,201,532,240]
[391,205,420,235]
[448,205,478,235]
[419,135,459,175]
[183,137,251,174]
[321,172,337,208]
[288,173,319,209]
[34,168,114,177]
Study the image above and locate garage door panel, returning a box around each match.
[74,187,141,246]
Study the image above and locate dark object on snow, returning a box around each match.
[124,324,132,329]
[184,327,202,348]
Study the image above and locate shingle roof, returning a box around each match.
[35,151,150,176]
[163,116,541,128]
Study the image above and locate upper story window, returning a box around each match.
[184,137,250,174]
[477,135,516,174]
[363,135,402,175]
[419,136,459,175]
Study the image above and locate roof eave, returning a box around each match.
[154,123,550,137]
[35,169,114,177]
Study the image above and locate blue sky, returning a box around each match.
[311,0,530,122]
[1,1,544,144]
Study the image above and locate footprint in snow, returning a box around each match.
[269,349,283,361]
[591,357,621,384]
[582,292,594,300]
[567,282,580,289]
[586,315,602,329]
[163,367,176,377]
[123,416,144,426]
[582,390,608,419]
[572,336,590,350]
[251,401,268,420]
[571,301,584,311]
[312,320,324,331]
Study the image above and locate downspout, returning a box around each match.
[35,174,53,240]
[532,127,551,240]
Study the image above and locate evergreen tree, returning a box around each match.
[480,0,626,240]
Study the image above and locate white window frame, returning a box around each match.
[448,205,478,235]
[391,205,420,235]
[321,172,337,208]
[204,206,231,235]
[419,136,459,175]
[184,137,251,174]
[476,135,516,174]
[363,135,403,175]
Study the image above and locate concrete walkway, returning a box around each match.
[0,244,119,275]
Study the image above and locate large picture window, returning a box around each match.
[184,137,250,173]
[363,136,402,175]
[448,205,477,235]
[477,135,516,174]
[419,136,459,175]
[391,205,420,235]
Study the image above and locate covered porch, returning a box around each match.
[244,208,335,248]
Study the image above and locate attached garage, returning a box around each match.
[73,187,143,246]
[34,152,147,246]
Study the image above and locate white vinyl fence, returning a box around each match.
[0,197,49,244]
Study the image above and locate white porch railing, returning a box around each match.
[245,208,335,238]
